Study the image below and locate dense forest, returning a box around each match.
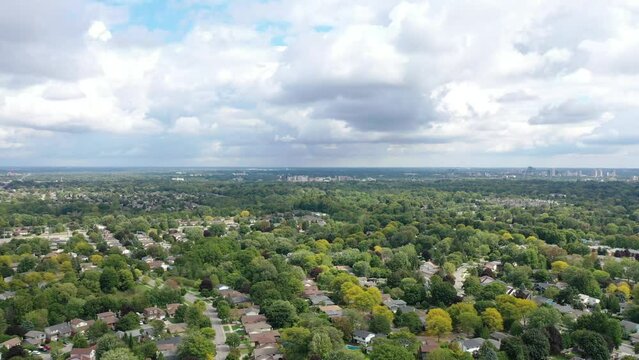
[0,175,638,360]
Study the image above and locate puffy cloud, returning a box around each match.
[529,99,609,125]
[0,0,639,166]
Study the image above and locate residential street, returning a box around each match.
[185,292,228,359]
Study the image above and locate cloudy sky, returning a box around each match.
[1,0,638,167]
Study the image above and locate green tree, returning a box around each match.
[178,331,216,359]
[116,312,140,331]
[500,336,526,360]
[528,307,561,329]
[309,332,333,359]
[101,348,138,360]
[96,333,126,359]
[477,341,498,360]
[574,311,622,349]
[86,320,109,342]
[394,311,423,334]
[99,267,119,293]
[325,349,366,360]
[369,314,391,334]
[225,333,241,348]
[264,300,298,328]
[280,327,311,360]
[571,330,610,360]
[369,339,414,360]
[522,328,550,360]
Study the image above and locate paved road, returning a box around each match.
[185,292,228,359]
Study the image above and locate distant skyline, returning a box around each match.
[1,1,639,167]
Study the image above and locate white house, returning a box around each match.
[578,294,600,308]
[353,330,375,346]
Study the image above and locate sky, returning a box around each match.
[1,0,639,168]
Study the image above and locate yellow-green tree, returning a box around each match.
[481,307,504,332]
[372,305,394,323]
[426,308,452,340]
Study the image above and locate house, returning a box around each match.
[398,305,417,314]
[220,290,251,306]
[490,332,512,343]
[157,337,183,360]
[419,339,439,360]
[621,320,639,334]
[319,305,343,318]
[119,325,155,342]
[629,332,639,344]
[245,322,273,334]
[166,303,181,317]
[249,331,280,347]
[70,318,94,334]
[353,330,376,346]
[241,314,268,325]
[460,338,500,353]
[308,294,334,306]
[533,282,555,292]
[44,322,73,341]
[479,276,496,286]
[24,330,46,346]
[253,344,283,360]
[144,306,166,321]
[578,294,601,308]
[0,291,16,301]
[69,346,96,360]
[506,287,532,300]
[484,261,502,272]
[420,261,440,282]
[96,311,118,329]
[335,265,353,273]
[1,337,21,350]
[383,298,407,313]
[166,323,188,335]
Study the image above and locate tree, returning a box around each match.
[116,312,140,331]
[178,331,216,359]
[463,276,481,297]
[280,327,311,360]
[99,267,119,293]
[574,311,622,349]
[481,308,503,332]
[429,276,458,307]
[457,311,482,334]
[200,327,216,339]
[528,307,561,329]
[225,333,241,349]
[72,334,89,348]
[477,341,498,360]
[86,320,109,342]
[309,332,333,359]
[426,308,452,340]
[265,300,298,328]
[394,311,423,334]
[372,305,394,324]
[369,314,391,334]
[369,339,414,360]
[96,333,126,359]
[325,349,366,360]
[522,328,550,360]
[101,348,138,360]
[500,336,526,360]
[571,330,609,360]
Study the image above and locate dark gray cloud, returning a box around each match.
[529,99,604,125]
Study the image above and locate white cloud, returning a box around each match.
[88,21,112,42]
[1,0,639,166]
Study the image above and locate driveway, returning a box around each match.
[185,292,228,359]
